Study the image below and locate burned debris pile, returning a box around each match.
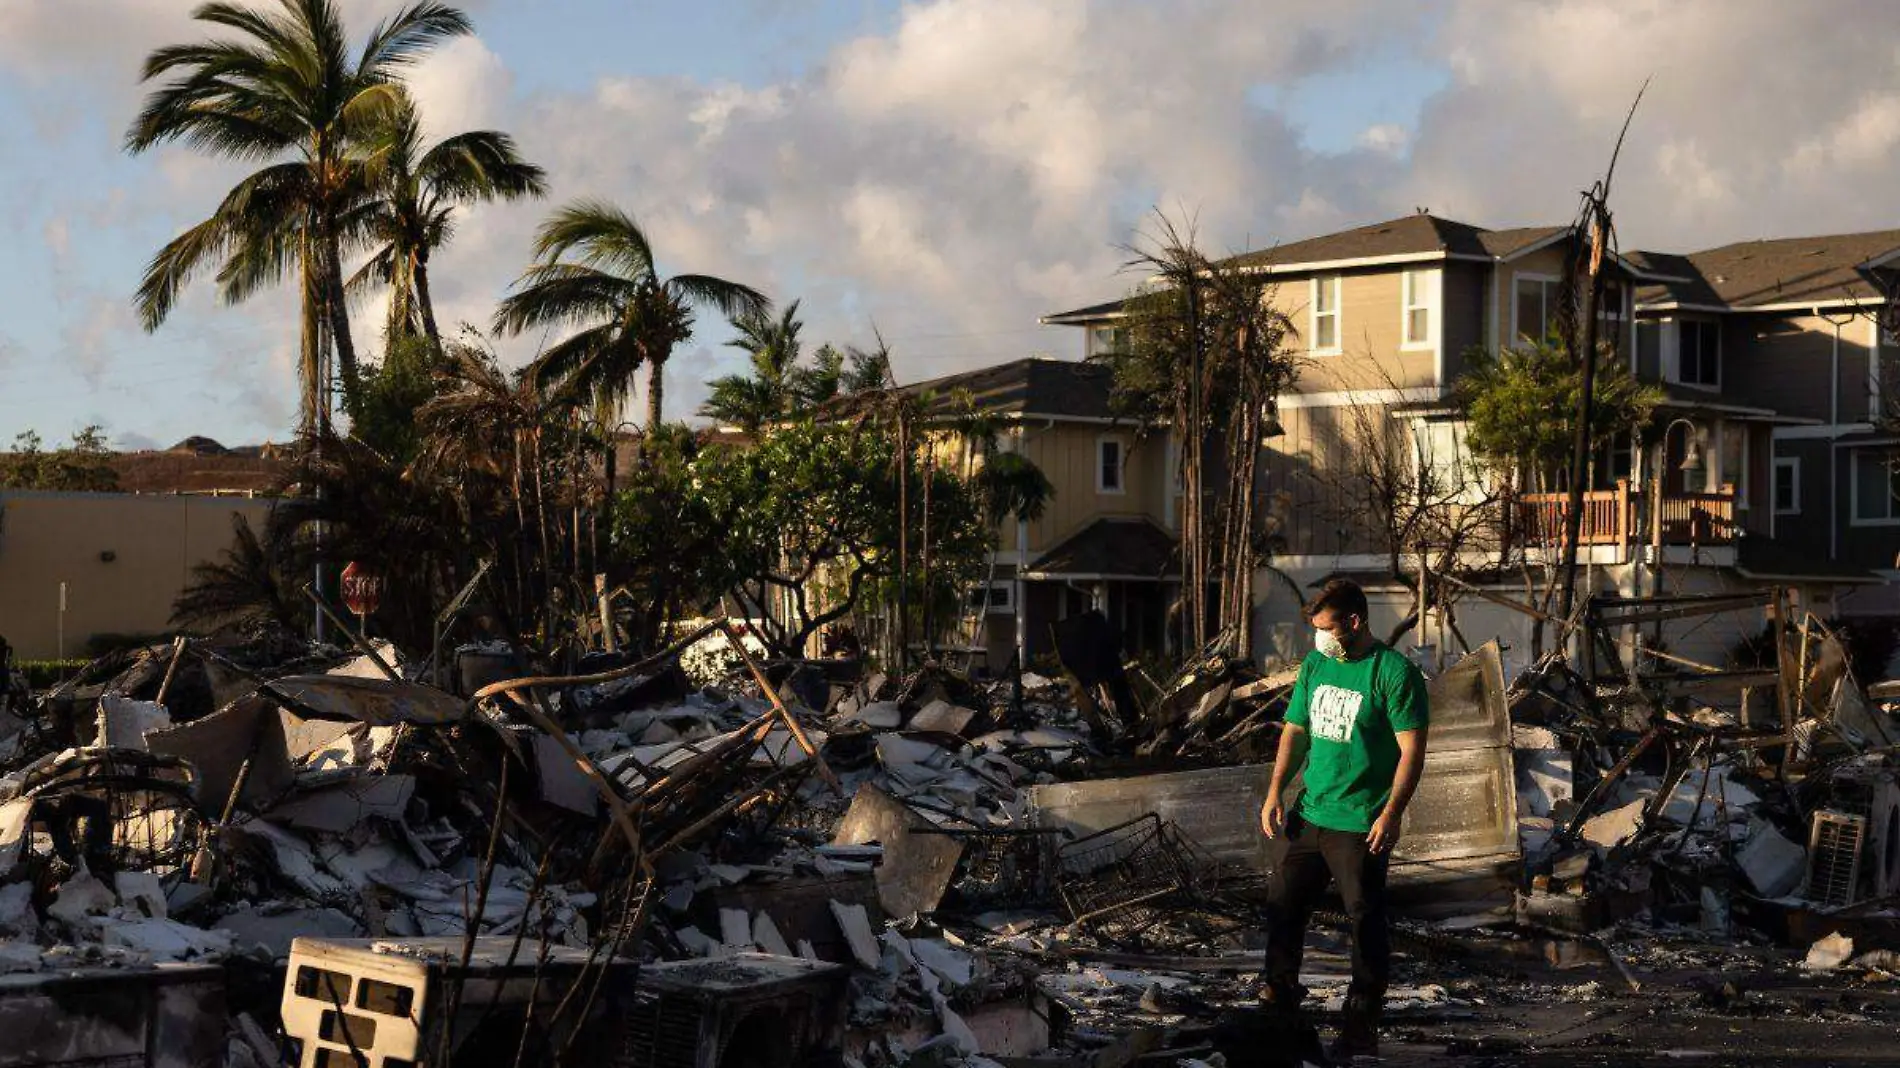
[0,593,1896,1067]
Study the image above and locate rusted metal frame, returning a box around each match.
[553,868,655,1065]
[1590,595,1773,628]
[1560,725,1666,842]
[154,636,189,707]
[300,583,402,681]
[500,690,643,856]
[647,762,806,858]
[629,712,777,805]
[715,619,842,793]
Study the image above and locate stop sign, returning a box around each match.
[340,562,385,617]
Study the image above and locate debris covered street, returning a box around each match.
[0,594,1894,1067]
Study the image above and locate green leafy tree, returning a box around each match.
[632,419,989,657]
[0,427,120,492]
[351,87,547,347]
[493,199,769,431]
[353,332,444,464]
[127,0,474,431]
[1459,339,1663,492]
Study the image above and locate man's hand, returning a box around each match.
[1366,810,1402,854]
[1260,793,1286,839]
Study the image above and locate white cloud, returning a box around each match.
[11,0,1900,442]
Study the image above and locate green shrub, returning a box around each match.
[18,660,87,690]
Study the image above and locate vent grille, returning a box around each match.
[1805,810,1867,908]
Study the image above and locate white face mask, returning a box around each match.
[1315,626,1347,659]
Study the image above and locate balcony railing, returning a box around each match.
[1514,480,1737,550]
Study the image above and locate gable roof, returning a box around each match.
[1025,516,1178,580]
[894,356,1119,421]
[1634,229,1900,310]
[1042,214,1592,325]
[1221,213,1500,270]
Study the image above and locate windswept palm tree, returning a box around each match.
[700,300,808,431]
[126,0,473,432]
[493,200,769,432]
[352,88,547,347]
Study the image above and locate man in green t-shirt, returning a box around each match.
[1258,578,1429,1062]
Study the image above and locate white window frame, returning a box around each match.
[1310,274,1342,355]
[1096,434,1126,495]
[1088,324,1126,358]
[1511,272,1560,344]
[1673,318,1722,390]
[968,581,1014,615]
[1400,268,1435,351]
[1773,457,1801,516]
[1850,448,1900,526]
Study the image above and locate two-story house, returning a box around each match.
[1041,212,1891,670]
[884,357,1181,670]
[1632,232,1900,587]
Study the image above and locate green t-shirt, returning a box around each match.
[1282,642,1429,833]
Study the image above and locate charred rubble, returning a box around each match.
[0,593,1895,1068]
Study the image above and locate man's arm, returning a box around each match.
[1366,727,1426,854]
[1260,723,1308,838]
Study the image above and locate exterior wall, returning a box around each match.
[1008,421,1172,554]
[1273,267,1438,395]
[1717,312,1874,423]
[0,492,278,659]
[1440,261,1489,382]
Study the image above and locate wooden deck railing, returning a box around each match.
[1514,480,1737,550]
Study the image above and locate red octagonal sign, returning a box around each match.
[340,561,385,617]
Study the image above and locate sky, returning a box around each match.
[2,0,1900,449]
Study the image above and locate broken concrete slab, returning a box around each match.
[266,774,415,834]
[532,733,600,816]
[1581,799,1648,855]
[707,871,883,966]
[876,734,945,767]
[113,871,167,920]
[910,700,979,736]
[1737,819,1807,899]
[720,907,752,949]
[829,900,881,969]
[753,912,793,957]
[216,906,360,958]
[832,783,964,918]
[94,695,170,751]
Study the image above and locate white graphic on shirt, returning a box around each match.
[1307,684,1363,744]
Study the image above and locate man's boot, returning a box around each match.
[1256,979,1306,1020]
[1328,991,1381,1062]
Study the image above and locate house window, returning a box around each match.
[1402,269,1432,348]
[1598,280,1628,355]
[1414,420,1487,504]
[1677,320,1720,387]
[1514,274,1559,344]
[966,582,1013,614]
[1851,449,1900,524]
[1089,325,1127,356]
[1311,275,1340,353]
[1774,457,1801,515]
[1592,432,1634,489]
[1097,436,1125,494]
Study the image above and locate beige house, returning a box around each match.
[881,358,1181,669]
[0,491,277,659]
[1042,212,1896,671]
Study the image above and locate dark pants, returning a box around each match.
[1262,810,1391,1013]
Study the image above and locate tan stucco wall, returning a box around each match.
[0,492,278,659]
[1008,421,1174,554]
[1270,268,1438,395]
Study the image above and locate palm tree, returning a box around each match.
[493,200,769,432]
[171,513,306,634]
[700,301,807,431]
[353,89,547,347]
[126,0,473,432]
